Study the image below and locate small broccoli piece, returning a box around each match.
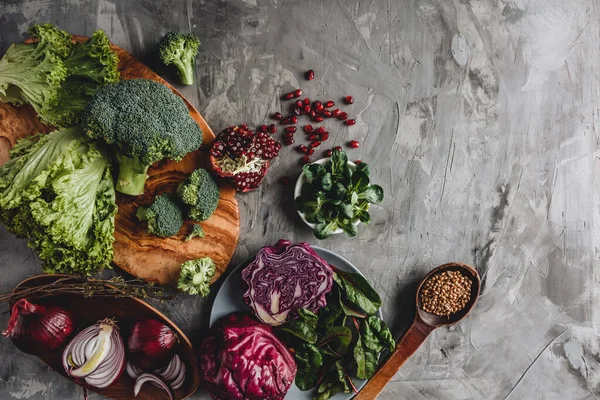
[177,168,219,221]
[81,79,203,195]
[177,257,216,296]
[136,193,184,237]
[185,224,205,241]
[157,32,200,86]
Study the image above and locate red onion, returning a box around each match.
[128,319,178,370]
[2,299,74,354]
[62,319,125,389]
[134,373,173,399]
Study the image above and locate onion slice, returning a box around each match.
[134,373,173,399]
[155,354,186,389]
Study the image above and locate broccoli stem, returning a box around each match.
[176,61,195,86]
[115,154,149,196]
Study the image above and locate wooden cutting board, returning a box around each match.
[0,36,240,286]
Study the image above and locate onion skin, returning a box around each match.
[2,299,74,354]
[128,319,178,370]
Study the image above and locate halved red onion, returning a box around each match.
[62,319,125,389]
[134,373,173,399]
[128,319,178,370]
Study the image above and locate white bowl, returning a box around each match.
[294,157,361,235]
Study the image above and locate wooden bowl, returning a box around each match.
[9,274,200,400]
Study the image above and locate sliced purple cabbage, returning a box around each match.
[197,313,297,400]
[241,240,333,326]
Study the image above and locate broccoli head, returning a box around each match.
[136,193,184,238]
[81,79,204,195]
[177,257,216,296]
[157,32,200,86]
[185,224,205,241]
[177,168,219,221]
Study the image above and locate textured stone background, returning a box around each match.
[1,0,599,399]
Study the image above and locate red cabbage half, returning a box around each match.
[198,313,296,400]
[241,239,333,326]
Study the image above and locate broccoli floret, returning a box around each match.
[185,224,205,241]
[177,257,216,296]
[136,193,184,237]
[81,79,203,195]
[157,32,200,86]
[176,168,219,221]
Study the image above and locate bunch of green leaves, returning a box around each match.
[276,267,395,400]
[295,150,384,239]
[0,127,117,275]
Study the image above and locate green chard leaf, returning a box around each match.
[278,308,319,344]
[294,342,323,391]
[315,360,354,400]
[334,270,382,315]
[359,184,384,204]
[318,294,344,327]
[361,315,395,353]
[354,335,379,380]
[319,326,353,355]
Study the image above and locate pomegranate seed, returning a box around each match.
[344,95,354,104]
[320,131,330,141]
[303,105,311,113]
[306,70,315,80]
[290,116,298,124]
[325,149,333,157]
[297,144,308,153]
[338,112,348,120]
[294,89,303,98]
[303,98,310,105]
[323,110,332,118]
[308,134,318,141]
[268,124,277,133]
[279,176,290,185]
[334,145,342,151]
[259,124,268,132]
[284,132,294,139]
[283,92,294,100]
[345,119,356,126]
[301,155,311,164]
[241,124,249,130]
[285,126,297,133]
[313,101,322,109]
[315,104,324,112]
[303,125,314,133]
[311,140,322,148]
[331,109,341,117]
[281,117,290,125]
[295,100,303,108]
[310,110,316,118]
[316,126,325,134]
[307,147,315,156]
[273,112,283,120]
[314,116,324,122]
[348,140,360,148]
[325,101,335,108]
[284,138,295,145]
[355,160,362,164]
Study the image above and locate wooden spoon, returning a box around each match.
[355,262,481,399]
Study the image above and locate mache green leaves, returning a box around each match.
[295,150,384,239]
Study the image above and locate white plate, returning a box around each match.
[209,245,382,400]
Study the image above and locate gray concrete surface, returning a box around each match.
[1,0,598,399]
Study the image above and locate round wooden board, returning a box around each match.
[0,36,240,286]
